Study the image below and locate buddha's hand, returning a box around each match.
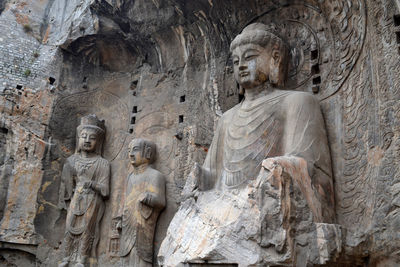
[180,163,200,200]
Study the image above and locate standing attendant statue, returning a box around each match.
[59,114,110,267]
[118,138,166,266]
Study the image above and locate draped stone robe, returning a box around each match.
[120,167,166,264]
[202,90,335,222]
[61,154,110,258]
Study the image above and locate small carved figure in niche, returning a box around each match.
[117,138,166,266]
[185,23,335,222]
[58,115,110,267]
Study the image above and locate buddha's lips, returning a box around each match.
[239,72,249,77]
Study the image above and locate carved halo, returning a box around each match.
[50,88,129,161]
[229,1,366,100]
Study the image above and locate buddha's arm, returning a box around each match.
[280,92,335,222]
[282,92,332,179]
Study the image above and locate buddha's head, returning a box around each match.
[77,114,105,154]
[230,23,289,90]
[128,138,156,167]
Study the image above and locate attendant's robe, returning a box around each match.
[202,90,335,223]
[120,167,166,265]
[60,154,110,259]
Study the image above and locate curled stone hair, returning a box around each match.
[230,23,289,52]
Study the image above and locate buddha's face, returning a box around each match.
[232,43,271,89]
[129,141,149,167]
[78,128,98,153]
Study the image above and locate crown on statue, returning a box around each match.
[79,114,105,133]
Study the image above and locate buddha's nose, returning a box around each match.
[239,64,247,71]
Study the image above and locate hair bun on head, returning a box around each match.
[230,22,288,52]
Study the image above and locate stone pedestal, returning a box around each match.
[158,157,341,266]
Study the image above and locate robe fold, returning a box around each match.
[120,168,166,264]
[61,154,110,259]
[202,90,335,223]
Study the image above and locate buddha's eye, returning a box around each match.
[81,133,87,138]
[245,54,258,60]
[233,57,239,65]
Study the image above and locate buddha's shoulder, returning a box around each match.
[281,91,318,106]
[221,103,241,119]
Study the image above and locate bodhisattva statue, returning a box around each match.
[117,138,166,266]
[58,115,110,267]
[159,23,338,266]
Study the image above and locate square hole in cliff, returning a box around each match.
[313,76,321,85]
[179,115,184,123]
[130,80,138,90]
[311,49,318,60]
[132,106,137,113]
[311,64,320,75]
[180,95,186,102]
[394,14,400,26]
[49,77,55,85]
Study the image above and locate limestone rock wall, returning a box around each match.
[0,0,399,266]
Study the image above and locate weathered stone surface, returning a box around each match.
[58,114,110,267]
[159,157,341,266]
[159,22,337,266]
[0,0,400,266]
[118,138,166,266]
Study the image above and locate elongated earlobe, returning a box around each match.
[269,50,282,87]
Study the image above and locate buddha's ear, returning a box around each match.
[269,49,282,87]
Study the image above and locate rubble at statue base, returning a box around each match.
[159,156,342,266]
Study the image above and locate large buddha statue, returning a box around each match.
[159,23,338,266]
[190,22,334,222]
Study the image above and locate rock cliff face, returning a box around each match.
[0,0,400,266]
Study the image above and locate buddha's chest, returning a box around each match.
[224,102,284,155]
[221,101,285,187]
